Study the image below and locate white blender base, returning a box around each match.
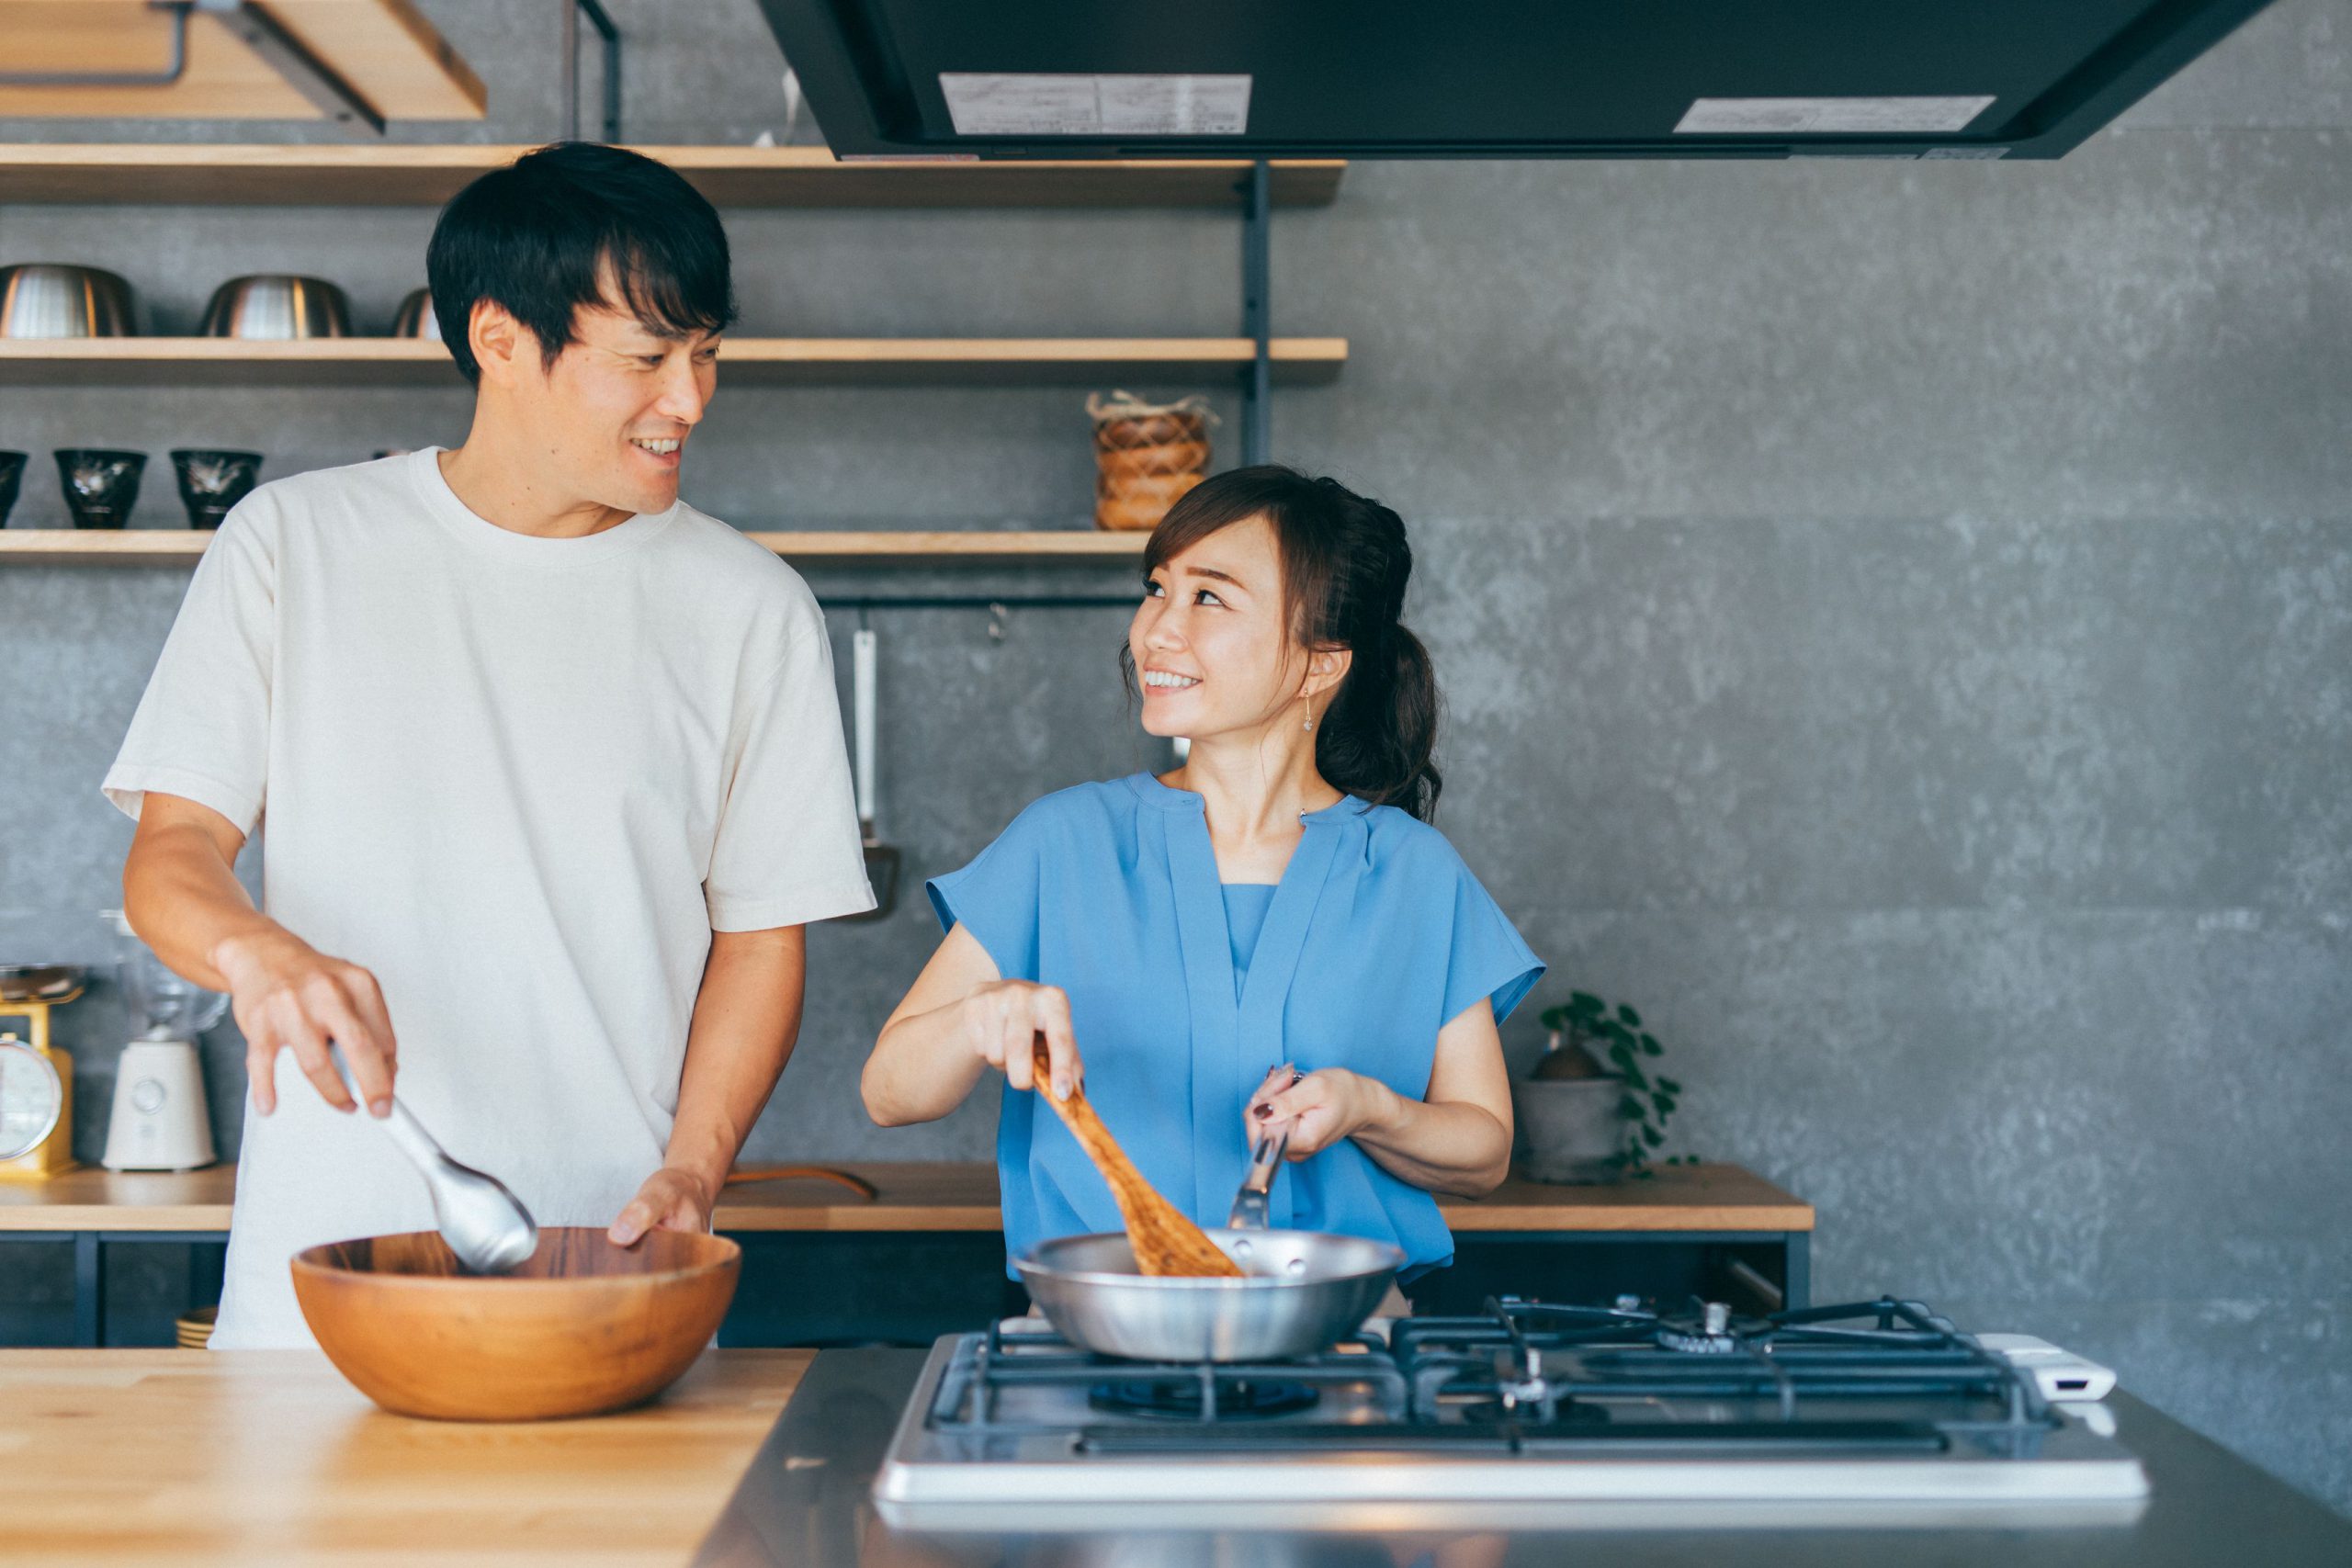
[103,1037,216,1171]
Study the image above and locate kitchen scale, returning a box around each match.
[101,910,226,1171]
[0,964,85,1179]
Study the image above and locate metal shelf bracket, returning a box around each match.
[1239,160,1273,467]
[565,0,624,143]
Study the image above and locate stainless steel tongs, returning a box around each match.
[1228,1066,1305,1230]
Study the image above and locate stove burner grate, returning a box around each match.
[1089,1377,1320,1421]
[925,1316,1408,1438]
[925,1295,2060,1457]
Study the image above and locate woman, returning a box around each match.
[862,466,1543,1290]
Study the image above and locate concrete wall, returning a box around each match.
[1,0,2346,1514]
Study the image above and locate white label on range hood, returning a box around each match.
[1675,96,1996,135]
[940,73,1251,136]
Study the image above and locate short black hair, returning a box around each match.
[425,141,736,384]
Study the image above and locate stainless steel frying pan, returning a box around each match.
[1016,1228,1403,1362]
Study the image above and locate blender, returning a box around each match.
[102,910,227,1171]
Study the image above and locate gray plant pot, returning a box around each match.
[1511,1077,1626,1184]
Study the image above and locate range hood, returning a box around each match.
[754,0,2272,162]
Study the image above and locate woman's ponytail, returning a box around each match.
[1318,622,1442,820]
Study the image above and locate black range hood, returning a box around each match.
[754,0,2273,162]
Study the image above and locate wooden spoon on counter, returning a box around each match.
[722,1166,878,1200]
[1031,1032,1243,1278]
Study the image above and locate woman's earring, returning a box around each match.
[1303,701,1315,731]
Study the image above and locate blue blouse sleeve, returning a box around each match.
[1441,858,1545,1027]
[925,804,1046,982]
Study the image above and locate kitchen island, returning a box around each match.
[7,1345,2346,1566]
[0,1347,806,1565]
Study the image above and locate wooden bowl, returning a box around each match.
[290,1226,741,1422]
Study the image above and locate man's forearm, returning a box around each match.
[662,926,808,1194]
[123,817,286,989]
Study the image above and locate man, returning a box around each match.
[107,143,872,1348]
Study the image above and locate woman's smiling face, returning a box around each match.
[1131,514,1313,741]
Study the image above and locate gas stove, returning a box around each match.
[871,1295,2148,1526]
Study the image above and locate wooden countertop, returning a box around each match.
[0,1160,1811,1235]
[0,1348,807,1566]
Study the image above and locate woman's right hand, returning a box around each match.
[959,980,1081,1100]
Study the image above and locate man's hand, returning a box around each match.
[211,929,398,1117]
[609,1167,716,1247]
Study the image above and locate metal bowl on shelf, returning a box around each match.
[0,964,88,1003]
[390,287,442,342]
[199,275,351,339]
[0,265,136,337]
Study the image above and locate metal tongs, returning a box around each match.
[1228,1066,1305,1230]
[333,1048,538,1274]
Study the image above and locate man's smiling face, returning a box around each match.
[517,290,721,518]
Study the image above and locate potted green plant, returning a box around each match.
[1510,990,1690,1182]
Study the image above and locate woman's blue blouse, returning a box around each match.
[926,773,1545,1280]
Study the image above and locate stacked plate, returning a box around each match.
[175,1304,218,1349]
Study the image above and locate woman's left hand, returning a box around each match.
[1246,1066,1398,1159]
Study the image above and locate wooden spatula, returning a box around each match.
[1031,1033,1243,1278]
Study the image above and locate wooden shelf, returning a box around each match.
[0,1161,1812,1234]
[0,144,1344,208]
[0,528,1149,568]
[0,2,485,124]
[0,336,1346,388]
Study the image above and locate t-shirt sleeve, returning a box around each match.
[1441,857,1546,1028]
[100,502,278,834]
[924,804,1046,983]
[703,623,876,931]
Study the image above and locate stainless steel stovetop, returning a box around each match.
[872,1296,2148,1528]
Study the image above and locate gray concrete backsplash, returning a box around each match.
[2,0,2347,1517]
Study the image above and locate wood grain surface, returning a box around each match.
[0,143,1346,209]
[0,335,1350,388]
[0,0,484,121]
[0,1160,1814,1235]
[0,1347,805,1565]
[1030,1035,1241,1276]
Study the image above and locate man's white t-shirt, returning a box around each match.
[103,449,874,1348]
